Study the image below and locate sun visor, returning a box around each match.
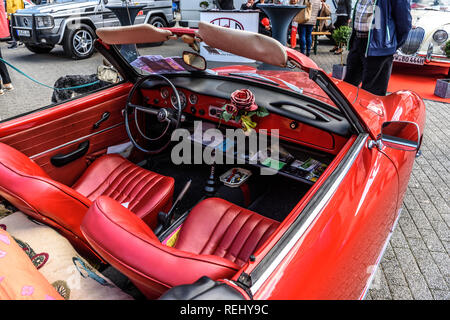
[96,24,172,45]
[197,21,288,68]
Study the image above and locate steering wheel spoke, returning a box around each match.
[127,103,160,116]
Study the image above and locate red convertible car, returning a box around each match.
[0,22,425,300]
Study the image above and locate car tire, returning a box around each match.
[25,43,55,54]
[147,16,167,47]
[149,16,167,29]
[63,23,95,60]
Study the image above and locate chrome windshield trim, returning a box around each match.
[29,122,123,159]
[250,133,369,295]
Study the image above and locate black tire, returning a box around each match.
[25,43,54,54]
[149,16,167,28]
[63,23,95,60]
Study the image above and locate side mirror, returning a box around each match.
[103,0,109,4]
[97,65,119,84]
[377,121,420,152]
[182,51,207,71]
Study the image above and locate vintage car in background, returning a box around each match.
[395,0,450,74]
[0,22,425,300]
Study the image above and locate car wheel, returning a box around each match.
[25,43,55,54]
[149,16,167,29]
[63,24,95,60]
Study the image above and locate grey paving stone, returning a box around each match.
[430,290,450,300]
[419,228,446,253]
[390,285,414,300]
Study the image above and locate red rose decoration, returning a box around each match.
[230,89,258,112]
[225,104,238,115]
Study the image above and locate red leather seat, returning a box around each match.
[0,143,174,259]
[81,196,280,299]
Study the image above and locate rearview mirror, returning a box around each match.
[182,51,207,71]
[379,121,420,152]
[97,65,119,84]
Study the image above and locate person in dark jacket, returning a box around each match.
[217,0,235,10]
[343,0,411,96]
[330,0,352,54]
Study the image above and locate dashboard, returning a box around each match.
[139,75,350,155]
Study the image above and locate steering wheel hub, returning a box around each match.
[157,109,169,122]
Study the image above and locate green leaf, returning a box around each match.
[221,111,233,122]
[256,107,269,118]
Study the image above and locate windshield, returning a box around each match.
[115,36,337,108]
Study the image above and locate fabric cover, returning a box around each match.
[0,212,133,300]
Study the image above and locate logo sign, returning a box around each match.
[210,18,244,30]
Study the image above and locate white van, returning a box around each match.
[179,0,247,28]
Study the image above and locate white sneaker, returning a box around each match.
[0,89,4,95]
[2,84,13,91]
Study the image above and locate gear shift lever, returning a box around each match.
[154,179,192,236]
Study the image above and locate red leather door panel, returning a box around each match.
[0,84,132,186]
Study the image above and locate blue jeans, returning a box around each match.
[298,25,314,55]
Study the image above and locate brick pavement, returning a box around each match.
[309,39,449,300]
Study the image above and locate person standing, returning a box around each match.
[343,0,411,96]
[6,0,24,49]
[330,0,352,54]
[0,0,9,40]
[0,1,13,95]
[297,0,322,56]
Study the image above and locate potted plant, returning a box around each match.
[331,26,352,80]
[433,40,450,98]
[200,1,210,9]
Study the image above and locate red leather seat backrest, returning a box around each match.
[0,143,92,252]
[81,196,240,299]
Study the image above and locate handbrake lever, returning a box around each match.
[154,179,192,237]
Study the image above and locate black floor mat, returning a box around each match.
[247,176,310,222]
[146,156,212,218]
[147,154,310,222]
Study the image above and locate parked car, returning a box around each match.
[10,0,174,59]
[395,1,450,74]
[0,22,425,300]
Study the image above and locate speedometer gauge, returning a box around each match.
[171,91,186,109]
[161,88,170,99]
[189,94,198,105]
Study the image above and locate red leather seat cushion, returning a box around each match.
[72,154,174,228]
[81,196,240,298]
[175,198,280,267]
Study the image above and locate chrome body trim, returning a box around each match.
[250,133,369,295]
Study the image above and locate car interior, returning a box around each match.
[0,22,356,299]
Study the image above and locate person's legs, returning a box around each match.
[0,48,12,86]
[305,25,313,56]
[361,55,394,96]
[298,25,306,54]
[343,37,366,87]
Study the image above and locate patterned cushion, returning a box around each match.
[0,229,63,300]
[0,212,133,300]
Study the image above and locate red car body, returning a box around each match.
[0,28,426,300]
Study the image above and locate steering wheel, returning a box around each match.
[125,74,182,154]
